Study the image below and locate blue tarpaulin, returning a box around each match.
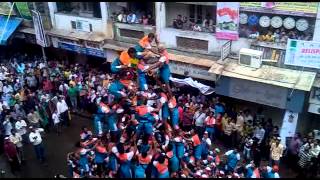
[0,16,23,45]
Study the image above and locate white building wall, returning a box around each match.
[54,13,104,32]
[48,2,111,35]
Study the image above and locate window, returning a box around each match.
[109,2,155,26]
[166,2,216,33]
[56,2,101,18]
[81,2,93,12]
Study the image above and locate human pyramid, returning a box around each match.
[67,33,281,178]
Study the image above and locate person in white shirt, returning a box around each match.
[29,126,45,162]
[194,107,207,139]
[254,124,265,144]
[52,110,61,134]
[56,96,69,127]
[59,83,69,94]
[9,129,24,162]
[2,83,13,95]
[3,116,13,136]
[15,116,28,144]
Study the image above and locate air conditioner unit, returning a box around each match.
[239,48,263,69]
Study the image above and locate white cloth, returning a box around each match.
[52,113,60,125]
[170,77,214,95]
[29,128,44,146]
[57,100,68,115]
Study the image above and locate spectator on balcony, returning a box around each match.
[142,15,149,25]
[173,14,183,29]
[147,14,155,26]
[127,12,137,24]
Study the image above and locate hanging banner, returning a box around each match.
[279,110,298,147]
[32,10,47,47]
[216,2,239,41]
[240,2,318,17]
[284,39,320,69]
[0,2,16,15]
[15,2,32,20]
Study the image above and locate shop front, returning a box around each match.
[156,2,319,60]
[209,59,316,145]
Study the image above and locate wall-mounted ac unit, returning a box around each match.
[239,48,263,69]
[71,20,92,32]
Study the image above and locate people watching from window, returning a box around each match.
[173,14,184,29]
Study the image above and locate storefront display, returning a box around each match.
[259,16,270,27]
[239,13,248,24]
[270,16,283,28]
[283,17,295,30]
[295,18,309,32]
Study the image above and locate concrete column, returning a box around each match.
[155,2,166,41]
[313,3,320,41]
[100,2,108,33]
[48,2,57,29]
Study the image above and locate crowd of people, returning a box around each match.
[112,8,155,26]
[0,32,319,178]
[172,14,215,33]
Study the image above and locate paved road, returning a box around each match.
[0,113,300,178]
[0,114,93,178]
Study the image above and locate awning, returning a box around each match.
[47,28,106,42]
[209,60,317,91]
[0,16,23,45]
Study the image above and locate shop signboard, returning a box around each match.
[58,42,106,58]
[15,2,32,20]
[169,61,216,81]
[280,110,299,147]
[228,78,288,109]
[240,2,318,17]
[284,39,320,69]
[216,2,239,41]
[32,10,47,47]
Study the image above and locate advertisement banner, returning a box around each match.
[279,110,299,147]
[0,2,16,15]
[216,2,239,41]
[32,10,47,47]
[284,39,320,69]
[15,2,32,20]
[240,2,318,17]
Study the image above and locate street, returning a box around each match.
[0,114,93,178]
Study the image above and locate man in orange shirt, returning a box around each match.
[135,33,159,60]
[111,48,137,74]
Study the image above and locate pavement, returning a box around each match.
[0,113,301,178]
